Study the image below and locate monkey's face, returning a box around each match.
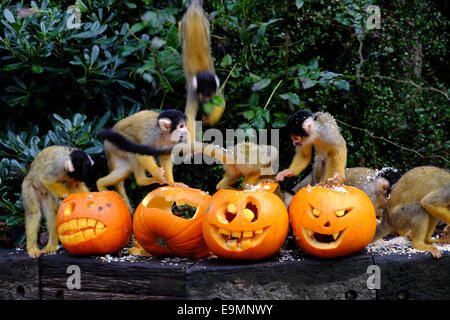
[171,121,189,143]
[285,110,314,145]
[290,135,308,147]
[158,110,189,143]
[67,151,96,184]
[193,71,220,103]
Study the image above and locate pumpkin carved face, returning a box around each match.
[202,189,289,260]
[289,185,376,258]
[56,191,132,256]
[133,186,211,259]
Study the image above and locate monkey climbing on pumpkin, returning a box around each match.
[276,110,347,185]
[96,109,189,211]
[22,146,95,258]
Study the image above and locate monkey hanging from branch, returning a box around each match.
[179,0,225,142]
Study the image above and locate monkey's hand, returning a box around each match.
[276,170,295,182]
[324,172,345,185]
[173,182,190,188]
[154,167,168,185]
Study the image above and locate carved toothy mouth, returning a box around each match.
[58,218,106,245]
[210,225,270,250]
[301,226,347,249]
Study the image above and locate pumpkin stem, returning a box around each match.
[156,237,169,248]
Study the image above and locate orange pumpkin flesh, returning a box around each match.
[56,191,132,256]
[133,186,211,259]
[247,181,279,193]
[289,185,376,258]
[203,189,289,260]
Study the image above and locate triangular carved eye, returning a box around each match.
[309,205,320,218]
[335,208,353,218]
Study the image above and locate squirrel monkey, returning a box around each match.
[372,166,450,258]
[176,142,278,190]
[22,146,95,258]
[343,167,401,217]
[180,0,223,142]
[96,110,189,211]
[276,110,347,185]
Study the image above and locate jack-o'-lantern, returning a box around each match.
[203,189,289,260]
[133,186,211,259]
[289,185,376,258]
[56,191,132,256]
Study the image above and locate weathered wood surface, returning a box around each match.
[1,248,449,300]
[186,252,376,300]
[0,249,40,300]
[373,253,450,300]
[40,251,192,300]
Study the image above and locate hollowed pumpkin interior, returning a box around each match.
[143,196,199,220]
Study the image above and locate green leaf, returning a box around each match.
[295,0,304,9]
[279,92,301,106]
[3,63,23,71]
[221,54,233,68]
[252,78,271,92]
[90,45,100,65]
[130,22,145,33]
[333,79,350,91]
[211,95,225,108]
[31,65,44,74]
[202,101,215,114]
[4,9,15,24]
[116,80,135,90]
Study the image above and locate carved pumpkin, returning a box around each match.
[56,191,132,256]
[133,186,211,259]
[202,189,289,260]
[289,185,377,258]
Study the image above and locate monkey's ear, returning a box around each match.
[215,75,220,89]
[302,117,314,134]
[376,178,390,195]
[192,76,198,90]
[65,160,75,173]
[158,118,172,131]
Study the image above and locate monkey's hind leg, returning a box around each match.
[41,193,60,254]
[371,217,394,243]
[389,203,442,258]
[22,182,42,258]
[216,171,240,190]
[421,188,450,224]
[421,188,450,244]
[97,162,133,211]
[115,181,133,213]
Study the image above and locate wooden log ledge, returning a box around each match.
[1,248,449,300]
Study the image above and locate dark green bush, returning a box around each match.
[0,0,448,245]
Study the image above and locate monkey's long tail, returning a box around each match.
[98,128,174,155]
